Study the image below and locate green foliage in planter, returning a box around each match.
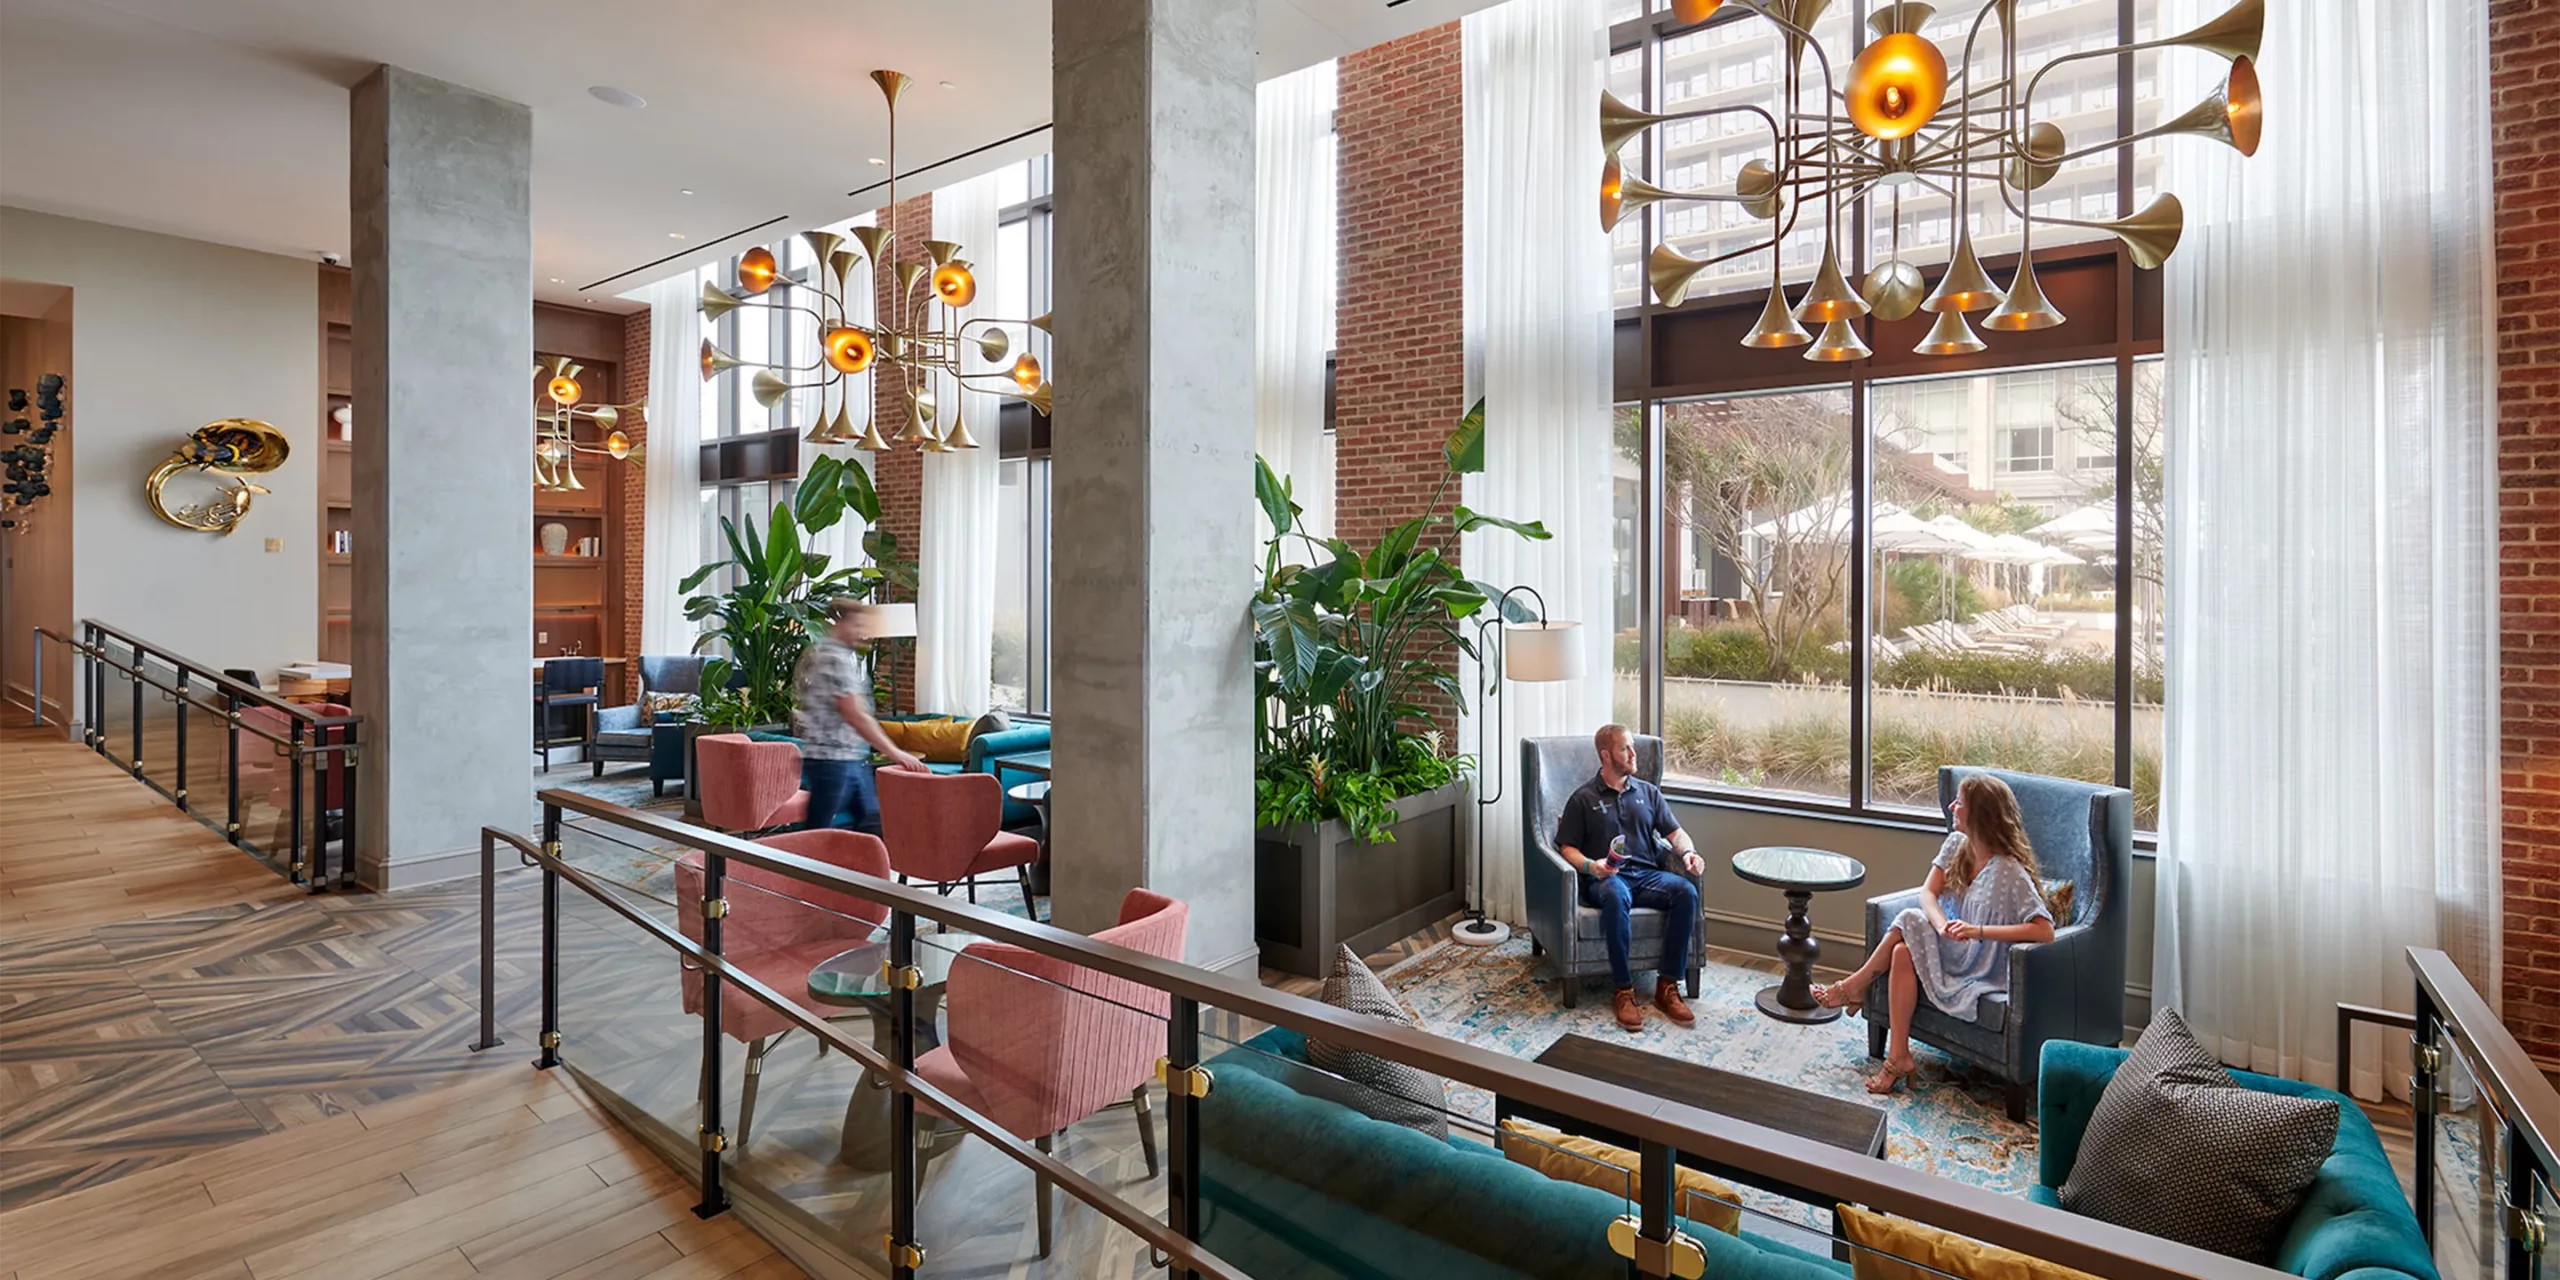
[683,454,916,728]
[1251,398,1541,844]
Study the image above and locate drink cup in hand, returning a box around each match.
[1606,835,1628,870]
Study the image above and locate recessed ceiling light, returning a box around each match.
[868,157,887,166]
[548,277,563,283]
[668,232,686,240]
[939,80,957,90]
[588,85,646,109]
[679,188,695,196]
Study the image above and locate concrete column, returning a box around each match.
[349,66,533,887]
[1050,0,1259,974]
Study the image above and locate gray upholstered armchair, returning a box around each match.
[592,655,710,785]
[1861,766,2133,1120]
[1520,734,1702,1008]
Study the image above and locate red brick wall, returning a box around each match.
[871,194,931,714]
[2494,0,2560,1063]
[617,308,650,680]
[1337,23,1468,733]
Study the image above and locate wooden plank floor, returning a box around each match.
[0,725,804,1279]
[0,1065,799,1280]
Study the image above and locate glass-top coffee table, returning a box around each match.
[1731,846,1867,1025]
[807,929,984,1169]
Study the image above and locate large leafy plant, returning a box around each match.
[685,454,916,727]
[1252,399,1549,843]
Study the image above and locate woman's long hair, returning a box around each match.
[1949,773,2044,898]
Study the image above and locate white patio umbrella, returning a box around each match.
[2030,504,2114,542]
[1745,498,1863,544]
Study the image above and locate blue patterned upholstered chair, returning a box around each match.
[1861,766,2133,1120]
[1519,733,1702,1009]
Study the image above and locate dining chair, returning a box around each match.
[695,734,811,834]
[876,768,1041,910]
[675,828,892,1149]
[535,656,605,773]
[914,889,1188,1256]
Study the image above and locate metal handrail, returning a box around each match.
[482,827,1252,1280]
[34,625,361,736]
[2412,949,2560,1178]
[530,787,2291,1280]
[68,619,359,725]
[2410,945,2559,1279]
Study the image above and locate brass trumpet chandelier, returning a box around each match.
[534,354,644,494]
[1602,0,2264,359]
[699,70,1053,453]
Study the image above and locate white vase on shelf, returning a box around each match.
[539,522,569,557]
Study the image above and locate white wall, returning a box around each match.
[0,207,318,673]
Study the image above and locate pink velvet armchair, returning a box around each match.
[915,888,1188,1257]
[695,733,809,833]
[675,828,891,1148]
[876,767,1040,909]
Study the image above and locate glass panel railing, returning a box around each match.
[97,633,136,770]
[133,648,183,806]
[2433,1033,2500,1280]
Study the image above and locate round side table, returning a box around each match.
[1730,846,1867,1025]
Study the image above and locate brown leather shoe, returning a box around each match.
[1654,978,1696,1027]
[1611,986,1644,1033]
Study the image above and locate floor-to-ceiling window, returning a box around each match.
[991,157,1056,714]
[1609,0,2166,834]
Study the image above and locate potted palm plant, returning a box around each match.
[1251,399,1549,977]
[677,454,916,812]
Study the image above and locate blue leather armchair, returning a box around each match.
[1861,766,2133,1120]
[593,655,710,790]
[1520,734,1702,1009]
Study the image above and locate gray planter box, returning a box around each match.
[1254,781,1468,980]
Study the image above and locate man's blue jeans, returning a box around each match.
[1578,865,1698,990]
[801,756,880,835]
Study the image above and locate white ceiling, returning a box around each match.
[0,0,1492,311]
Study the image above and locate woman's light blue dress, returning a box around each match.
[1891,833,2053,1022]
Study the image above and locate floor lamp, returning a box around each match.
[1453,586,1583,948]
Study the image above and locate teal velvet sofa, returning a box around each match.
[2036,1040,2436,1280]
[1198,1029,1852,1280]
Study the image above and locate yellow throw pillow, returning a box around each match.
[1495,1119,1741,1237]
[1836,1204,2100,1280]
[880,717,974,764]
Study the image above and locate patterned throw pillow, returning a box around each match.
[2056,1008,2338,1263]
[644,692,696,719]
[1305,945,1449,1139]
[2040,878,2074,922]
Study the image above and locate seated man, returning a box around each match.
[1555,723,1703,1033]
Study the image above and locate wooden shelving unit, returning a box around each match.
[317,265,352,663]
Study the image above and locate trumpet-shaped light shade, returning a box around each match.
[1736,160,1780,221]
[975,327,1012,364]
[2160,56,2262,157]
[1794,241,1869,324]
[699,280,743,322]
[1600,155,1626,233]
[701,339,742,382]
[1649,243,1710,308]
[546,375,581,405]
[944,414,982,450]
[737,246,779,295]
[1740,278,1812,349]
[1846,33,1947,141]
[751,370,794,409]
[824,326,876,374]
[1599,90,1662,156]
[1984,255,2067,332]
[1669,0,1722,23]
[1011,353,1044,393]
[1029,311,1053,333]
[2170,0,2263,63]
[932,262,977,307]
[1503,621,1584,682]
[1913,307,1986,356]
[1804,319,1873,363]
[2104,192,2186,270]
[853,415,892,452]
[1923,226,2005,314]
[1027,381,1053,417]
[2008,122,2065,191]
[603,430,634,459]
[1863,259,1926,323]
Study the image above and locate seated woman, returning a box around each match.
[1812,773,2056,1095]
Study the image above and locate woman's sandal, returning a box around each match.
[1866,1059,1918,1095]
[1811,978,1867,1012]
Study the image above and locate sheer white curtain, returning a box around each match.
[2154,0,2500,1098]
[1257,60,1336,550]
[1459,0,1615,924]
[640,272,704,657]
[915,174,1002,717]
[802,215,873,573]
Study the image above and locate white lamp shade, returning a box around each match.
[1502,620,1583,682]
[871,601,918,638]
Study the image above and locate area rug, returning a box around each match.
[1372,934,2043,1204]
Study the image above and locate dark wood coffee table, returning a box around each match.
[1494,1033,1887,1210]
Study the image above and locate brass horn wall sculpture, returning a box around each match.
[1607,0,2265,358]
[146,418,289,536]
